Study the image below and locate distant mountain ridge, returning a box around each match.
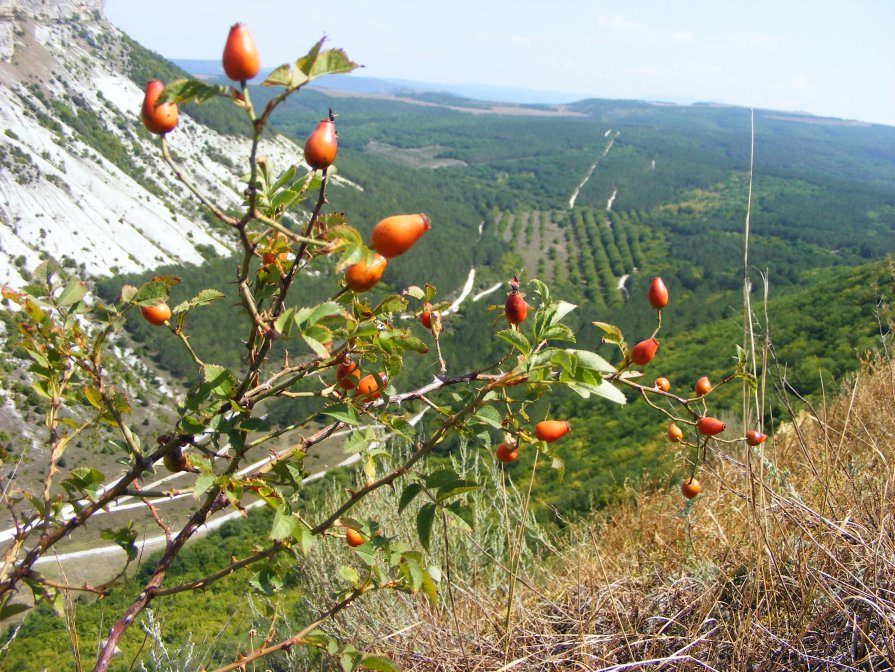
[174,58,593,106]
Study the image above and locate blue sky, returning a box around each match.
[105,0,895,126]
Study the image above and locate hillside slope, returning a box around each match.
[0,0,315,288]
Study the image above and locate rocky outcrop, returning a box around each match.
[0,0,318,288]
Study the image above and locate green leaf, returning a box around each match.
[248,567,284,595]
[497,329,531,355]
[83,386,103,410]
[569,349,615,374]
[172,289,225,315]
[295,301,344,327]
[425,469,460,490]
[400,554,423,591]
[373,294,407,315]
[237,417,271,432]
[420,568,438,606]
[0,602,31,621]
[359,654,402,672]
[293,521,315,555]
[338,565,359,588]
[56,278,87,307]
[61,467,105,500]
[437,480,478,503]
[591,380,627,404]
[541,323,576,343]
[270,506,298,541]
[119,284,138,303]
[550,300,577,325]
[593,321,625,346]
[204,365,236,399]
[416,503,436,551]
[274,307,296,337]
[297,39,361,79]
[271,164,299,192]
[261,63,294,88]
[157,79,229,105]
[100,523,137,561]
[132,281,170,307]
[446,501,475,530]
[324,404,361,426]
[398,482,424,513]
[29,379,52,400]
[303,332,331,358]
[193,472,215,499]
[404,285,426,301]
[473,405,503,429]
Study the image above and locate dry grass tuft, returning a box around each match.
[365,355,895,670]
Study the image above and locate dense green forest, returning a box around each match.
[5,36,895,670]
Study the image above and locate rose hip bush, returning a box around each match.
[0,29,759,671]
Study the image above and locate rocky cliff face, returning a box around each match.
[0,0,311,288]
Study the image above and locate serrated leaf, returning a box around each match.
[274,307,296,337]
[248,567,283,595]
[119,284,138,304]
[497,329,531,355]
[204,365,236,399]
[193,472,215,499]
[303,334,330,358]
[100,524,137,561]
[172,289,225,315]
[593,321,625,346]
[569,349,615,374]
[56,278,87,307]
[404,285,426,301]
[338,565,359,587]
[446,501,475,530]
[437,481,478,503]
[398,483,423,512]
[373,295,407,315]
[83,386,102,410]
[294,521,314,555]
[261,63,294,88]
[157,79,229,105]
[473,405,503,429]
[270,506,298,541]
[132,281,169,307]
[295,301,344,327]
[61,467,105,500]
[30,380,52,400]
[590,379,626,404]
[416,503,436,551]
[297,39,361,80]
[323,404,361,426]
[541,323,576,343]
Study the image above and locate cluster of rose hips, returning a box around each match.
[630,278,768,499]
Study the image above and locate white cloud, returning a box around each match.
[510,34,533,46]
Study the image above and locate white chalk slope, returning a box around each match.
[0,0,331,288]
